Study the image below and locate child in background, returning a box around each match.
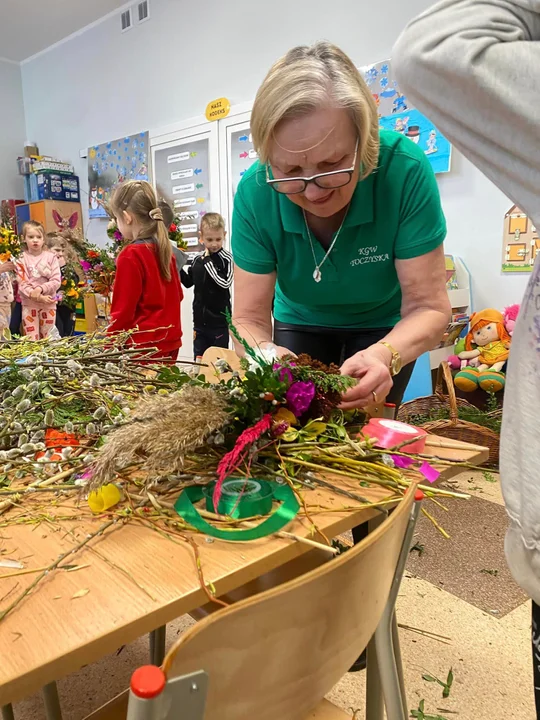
[109,180,182,363]
[181,213,233,360]
[17,221,61,340]
[0,260,15,335]
[46,233,82,337]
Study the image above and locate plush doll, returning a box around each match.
[454,309,511,392]
[503,304,520,336]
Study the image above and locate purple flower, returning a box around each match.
[113,230,123,241]
[273,363,293,384]
[285,381,316,417]
[81,260,92,272]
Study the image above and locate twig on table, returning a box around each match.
[276,447,331,547]
[62,525,158,602]
[0,517,117,622]
[133,515,228,608]
[304,473,391,515]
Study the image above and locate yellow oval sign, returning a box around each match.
[205,97,231,122]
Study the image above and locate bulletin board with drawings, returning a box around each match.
[153,136,213,254]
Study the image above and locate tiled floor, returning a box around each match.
[11,471,537,719]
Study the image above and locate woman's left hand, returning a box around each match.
[339,344,393,409]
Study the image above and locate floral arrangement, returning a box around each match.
[80,242,117,298]
[0,225,21,262]
[107,215,187,251]
[168,216,187,250]
[107,219,124,247]
[57,276,87,312]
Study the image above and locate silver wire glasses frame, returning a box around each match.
[265,139,359,195]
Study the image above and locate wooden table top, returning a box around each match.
[0,436,487,705]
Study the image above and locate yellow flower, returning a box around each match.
[66,289,78,298]
[272,407,298,427]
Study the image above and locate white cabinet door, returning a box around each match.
[151,124,220,361]
[218,112,258,238]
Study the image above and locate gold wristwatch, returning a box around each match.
[378,342,402,377]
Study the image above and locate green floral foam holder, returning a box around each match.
[174,478,300,541]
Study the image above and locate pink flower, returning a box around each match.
[285,381,315,417]
[273,363,294,384]
[81,260,92,272]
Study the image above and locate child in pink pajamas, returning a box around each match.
[17,221,61,340]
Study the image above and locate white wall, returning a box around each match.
[20,0,528,311]
[0,60,25,201]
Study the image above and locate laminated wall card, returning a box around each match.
[362,59,451,175]
[88,132,149,219]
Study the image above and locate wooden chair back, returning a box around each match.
[199,347,241,384]
[162,486,415,720]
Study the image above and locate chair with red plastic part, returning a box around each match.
[85,486,424,720]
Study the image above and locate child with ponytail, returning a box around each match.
[109,180,183,362]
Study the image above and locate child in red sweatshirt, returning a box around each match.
[108,180,183,362]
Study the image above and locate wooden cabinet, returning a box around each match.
[15,200,83,235]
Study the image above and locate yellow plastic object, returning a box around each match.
[87,484,122,513]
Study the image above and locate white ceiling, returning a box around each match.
[0,0,129,63]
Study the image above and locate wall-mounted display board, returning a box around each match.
[151,124,220,360]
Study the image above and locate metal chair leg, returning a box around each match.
[372,491,424,720]
[42,682,63,720]
[1,705,15,720]
[149,625,167,666]
[374,621,406,720]
[392,612,407,713]
[365,638,384,720]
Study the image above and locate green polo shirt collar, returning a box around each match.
[279,173,375,234]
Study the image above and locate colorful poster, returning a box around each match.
[230,129,258,197]
[88,131,149,219]
[154,137,211,254]
[362,60,451,174]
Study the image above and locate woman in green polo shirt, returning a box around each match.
[232,41,450,409]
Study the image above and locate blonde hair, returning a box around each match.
[251,41,379,180]
[22,220,45,240]
[111,180,172,281]
[200,212,225,234]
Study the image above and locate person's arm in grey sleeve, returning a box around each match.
[393,0,540,221]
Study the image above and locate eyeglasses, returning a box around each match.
[266,140,359,195]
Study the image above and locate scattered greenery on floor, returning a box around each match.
[411,701,450,720]
[422,668,454,699]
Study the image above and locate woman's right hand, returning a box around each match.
[0,261,15,274]
[260,341,297,360]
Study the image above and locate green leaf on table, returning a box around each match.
[422,674,438,683]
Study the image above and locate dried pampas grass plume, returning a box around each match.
[89,386,229,489]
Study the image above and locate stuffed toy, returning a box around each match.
[454,309,511,392]
[503,304,520,336]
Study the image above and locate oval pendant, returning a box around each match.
[313,267,322,283]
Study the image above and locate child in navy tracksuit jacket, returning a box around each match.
[180,213,232,360]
